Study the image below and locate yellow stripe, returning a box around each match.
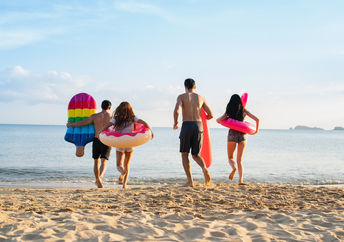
[68,108,96,118]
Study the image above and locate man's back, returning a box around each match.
[173,78,213,187]
[179,92,204,122]
[93,111,112,138]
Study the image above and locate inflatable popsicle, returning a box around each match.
[64,93,97,157]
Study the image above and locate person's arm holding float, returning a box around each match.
[67,115,95,128]
[173,95,182,130]
[245,109,259,135]
[216,113,227,123]
[202,99,213,120]
[137,119,154,139]
[101,121,113,132]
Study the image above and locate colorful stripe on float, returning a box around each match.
[67,109,97,123]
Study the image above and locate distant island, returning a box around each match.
[290,125,344,131]
[292,125,324,130]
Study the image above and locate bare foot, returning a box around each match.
[95,178,103,188]
[203,169,211,185]
[122,184,127,189]
[182,181,194,187]
[238,182,247,185]
[229,168,236,180]
[118,174,125,184]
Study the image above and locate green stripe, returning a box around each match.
[68,117,89,123]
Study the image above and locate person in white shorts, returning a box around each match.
[103,101,153,188]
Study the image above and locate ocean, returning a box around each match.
[0,124,343,188]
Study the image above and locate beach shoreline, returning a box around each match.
[1,184,343,241]
[1,180,343,189]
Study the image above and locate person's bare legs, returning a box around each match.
[94,158,103,188]
[227,142,237,180]
[192,154,211,185]
[122,151,133,189]
[236,141,246,185]
[181,152,193,187]
[116,151,126,184]
[99,158,108,179]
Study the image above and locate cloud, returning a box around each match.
[114,1,175,22]
[0,29,56,50]
[337,50,344,56]
[0,3,116,49]
[89,83,183,114]
[0,66,186,126]
[0,7,66,49]
[0,66,88,104]
[0,1,178,50]
[0,66,184,112]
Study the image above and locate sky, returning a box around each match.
[0,0,343,129]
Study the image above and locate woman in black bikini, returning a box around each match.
[217,94,259,185]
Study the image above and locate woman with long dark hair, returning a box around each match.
[217,94,259,185]
[103,101,153,188]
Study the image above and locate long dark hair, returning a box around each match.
[113,102,135,130]
[225,94,244,121]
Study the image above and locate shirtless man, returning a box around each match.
[67,100,112,188]
[173,79,213,187]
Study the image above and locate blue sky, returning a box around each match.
[0,0,343,129]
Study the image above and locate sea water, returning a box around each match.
[0,124,343,188]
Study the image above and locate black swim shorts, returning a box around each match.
[92,138,111,160]
[179,121,203,155]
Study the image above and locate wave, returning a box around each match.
[1,167,343,188]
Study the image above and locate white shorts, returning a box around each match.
[116,147,134,153]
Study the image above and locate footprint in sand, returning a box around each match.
[210,231,227,238]
[180,227,206,240]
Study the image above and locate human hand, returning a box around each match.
[66,122,72,128]
[173,123,178,130]
[252,125,259,135]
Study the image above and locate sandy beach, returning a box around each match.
[0,184,343,241]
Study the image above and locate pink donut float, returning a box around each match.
[99,123,152,148]
[219,93,257,135]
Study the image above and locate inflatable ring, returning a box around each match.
[220,118,256,134]
[219,93,257,134]
[99,123,152,148]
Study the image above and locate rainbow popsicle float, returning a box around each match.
[64,93,97,157]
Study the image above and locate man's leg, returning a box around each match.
[182,152,193,187]
[190,122,210,185]
[99,158,108,179]
[94,158,103,188]
[192,154,211,185]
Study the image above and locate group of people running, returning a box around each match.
[67,78,259,189]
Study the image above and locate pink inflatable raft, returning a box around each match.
[219,93,257,135]
[99,123,152,148]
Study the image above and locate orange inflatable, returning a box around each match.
[200,109,212,168]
